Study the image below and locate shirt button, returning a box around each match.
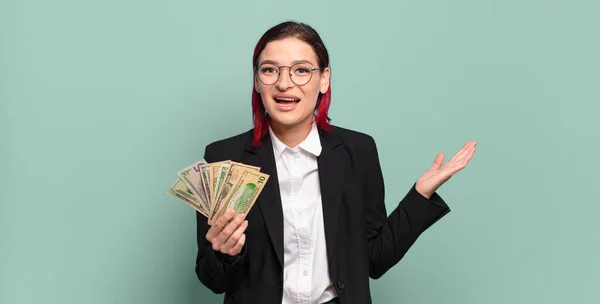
[337,280,345,290]
[303,270,308,276]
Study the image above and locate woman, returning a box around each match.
[195,21,477,304]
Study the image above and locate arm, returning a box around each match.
[363,136,450,279]
[194,144,247,293]
[195,212,246,293]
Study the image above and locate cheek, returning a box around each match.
[256,85,271,101]
[305,82,322,100]
[259,88,275,111]
[255,76,268,95]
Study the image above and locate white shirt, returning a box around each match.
[269,123,337,304]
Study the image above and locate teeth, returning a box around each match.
[276,98,299,102]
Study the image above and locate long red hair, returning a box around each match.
[251,21,332,148]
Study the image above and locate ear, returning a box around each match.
[319,66,330,94]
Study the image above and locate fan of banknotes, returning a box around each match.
[168,159,270,225]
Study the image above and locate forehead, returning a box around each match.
[258,37,318,65]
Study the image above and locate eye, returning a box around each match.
[260,67,277,74]
[293,66,311,75]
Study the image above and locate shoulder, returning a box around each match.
[327,125,382,185]
[205,129,252,150]
[329,125,378,153]
[203,129,253,162]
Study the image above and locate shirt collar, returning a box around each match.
[268,122,322,160]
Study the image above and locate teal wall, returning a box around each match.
[2,0,599,303]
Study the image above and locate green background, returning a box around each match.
[2,0,598,303]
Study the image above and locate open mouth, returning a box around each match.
[275,97,300,104]
[273,96,300,112]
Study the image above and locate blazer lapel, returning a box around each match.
[242,127,344,267]
[243,134,284,268]
[317,128,344,261]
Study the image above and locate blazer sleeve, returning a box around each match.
[194,144,246,294]
[362,136,451,279]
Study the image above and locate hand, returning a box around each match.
[205,210,248,257]
[415,141,477,199]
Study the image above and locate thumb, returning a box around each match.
[431,153,444,170]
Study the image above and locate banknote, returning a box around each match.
[208,169,269,225]
[209,161,230,210]
[170,159,268,223]
[199,164,212,209]
[167,178,208,217]
[212,163,231,210]
[177,159,210,213]
[213,162,260,210]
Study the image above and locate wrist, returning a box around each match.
[215,245,246,266]
[415,184,432,199]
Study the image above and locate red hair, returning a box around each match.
[251,21,332,148]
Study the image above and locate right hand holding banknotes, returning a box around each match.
[206,210,248,256]
[168,158,270,257]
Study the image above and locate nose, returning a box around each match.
[275,68,294,91]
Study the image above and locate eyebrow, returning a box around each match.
[258,59,316,66]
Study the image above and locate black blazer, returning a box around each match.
[195,125,450,304]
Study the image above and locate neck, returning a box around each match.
[270,118,314,148]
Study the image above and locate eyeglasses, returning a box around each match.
[255,62,322,86]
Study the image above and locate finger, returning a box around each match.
[463,145,477,164]
[229,234,246,256]
[208,209,236,239]
[455,143,477,165]
[210,212,243,252]
[448,141,474,163]
[206,224,221,242]
[444,145,477,174]
[223,220,248,252]
[430,153,444,170]
[216,213,246,245]
[448,141,476,164]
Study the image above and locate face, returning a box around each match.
[254,37,330,131]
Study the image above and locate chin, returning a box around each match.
[269,112,310,128]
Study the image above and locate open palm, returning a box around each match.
[415,141,477,199]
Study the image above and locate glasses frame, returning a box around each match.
[254,62,322,86]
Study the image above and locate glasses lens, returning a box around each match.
[256,63,317,85]
[257,63,279,85]
[290,63,314,85]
